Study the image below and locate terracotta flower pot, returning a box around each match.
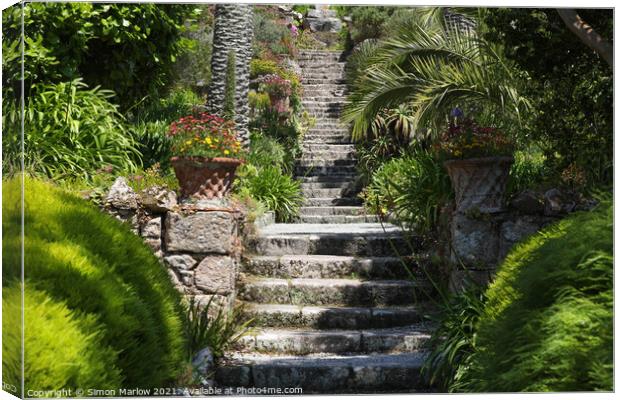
[444,156,514,213]
[171,156,242,200]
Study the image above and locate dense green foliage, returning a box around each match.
[127,88,202,169]
[423,285,487,391]
[457,198,613,391]
[2,178,187,390]
[506,148,550,195]
[483,9,613,187]
[172,5,214,92]
[236,164,303,223]
[2,3,194,109]
[361,149,452,234]
[3,79,140,179]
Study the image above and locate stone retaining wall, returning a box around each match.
[447,188,597,291]
[102,177,245,309]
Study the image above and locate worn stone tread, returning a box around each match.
[215,352,429,393]
[236,324,433,355]
[244,303,432,329]
[243,254,422,279]
[239,277,430,306]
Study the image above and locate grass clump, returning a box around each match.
[456,196,613,392]
[185,296,253,360]
[2,177,187,391]
[361,148,452,234]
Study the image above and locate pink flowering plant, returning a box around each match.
[259,74,292,98]
[168,113,244,159]
[435,110,514,159]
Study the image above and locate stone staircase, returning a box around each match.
[294,50,376,224]
[215,51,436,394]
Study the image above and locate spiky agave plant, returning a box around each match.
[342,7,530,142]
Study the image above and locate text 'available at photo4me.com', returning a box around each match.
[23,386,304,397]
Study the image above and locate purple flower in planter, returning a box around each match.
[450,107,464,118]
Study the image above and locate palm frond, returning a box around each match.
[343,7,529,141]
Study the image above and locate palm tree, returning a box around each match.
[342,8,530,142]
[207,4,254,148]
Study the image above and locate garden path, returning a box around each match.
[216,51,435,393]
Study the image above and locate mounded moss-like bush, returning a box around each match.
[2,177,186,391]
[3,285,122,391]
[458,197,612,392]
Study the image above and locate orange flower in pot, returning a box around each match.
[168,113,245,200]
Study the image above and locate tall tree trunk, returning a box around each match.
[207,4,254,148]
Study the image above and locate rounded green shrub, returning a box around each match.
[3,285,122,392]
[2,177,186,391]
[457,197,613,391]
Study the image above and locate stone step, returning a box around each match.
[306,126,349,133]
[298,206,363,215]
[242,303,431,329]
[299,61,346,67]
[243,255,422,280]
[303,83,347,89]
[304,139,352,145]
[239,278,428,307]
[295,165,357,176]
[303,78,348,85]
[302,96,347,103]
[303,143,355,152]
[297,160,356,170]
[300,151,355,161]
[251,233,408,257]
[304,133,350,140]
[215,352,428,393]
[298,174,357,183]
[304,109,345,116]
[303,100,344,107]
[302,73,346,80]
[300,181,352,189]
[304,107,344,115]
[300,67,347,76]
[297,214,379,224]
[236,325,432,355]
[303,90,347,98]
[301,187,348,198]
[297,55,344,62]
[302,197,362,206]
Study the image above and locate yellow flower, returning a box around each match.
[185,140,192,145]
[205,137,212,145]
[224,149,230,155]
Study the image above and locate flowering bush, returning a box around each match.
[168,113,243,159]
[435,118,514,159]
[259,74,292,98]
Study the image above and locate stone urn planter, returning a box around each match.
[171,156,242,200]
[444,156,514,213]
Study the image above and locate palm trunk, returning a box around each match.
[207,4,254,148]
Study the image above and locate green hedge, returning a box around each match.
[2,178,186,391]
[458,196,612,391]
